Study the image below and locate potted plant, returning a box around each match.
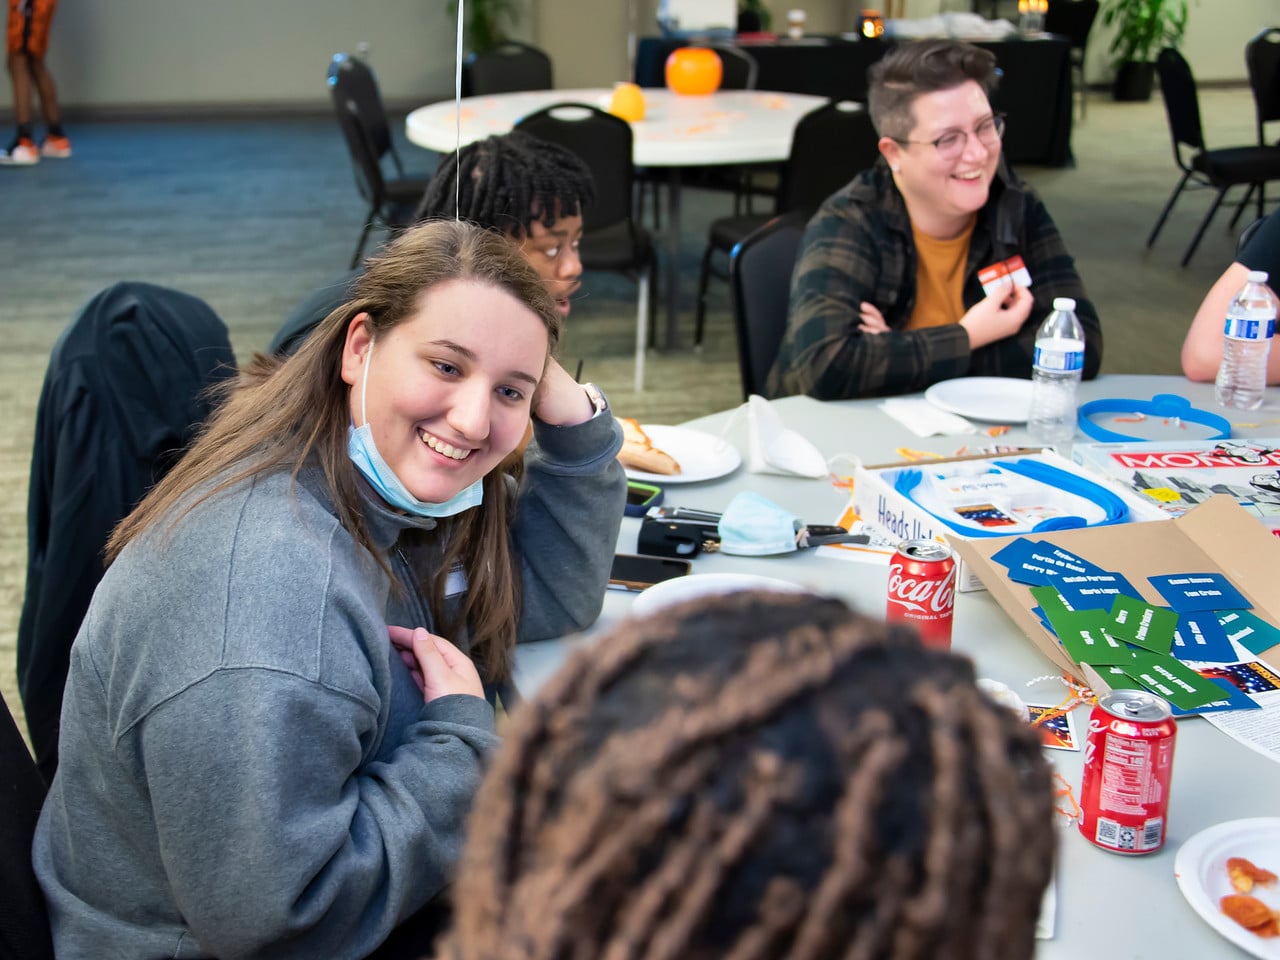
[1099,0,1189,101]
[738,0,773,33]
[448,0,523,53]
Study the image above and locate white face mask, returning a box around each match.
[346,338,484,518]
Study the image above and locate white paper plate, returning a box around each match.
[924,377,1034,423]
[624,425,742,484]
[630,573,809,618]
[1174,817,1280,959]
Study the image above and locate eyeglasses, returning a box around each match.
[892,113,1006,161]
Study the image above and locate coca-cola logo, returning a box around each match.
[887,569,955,615]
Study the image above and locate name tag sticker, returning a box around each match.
[978,255,1033,298]
[1148,572,1251,612]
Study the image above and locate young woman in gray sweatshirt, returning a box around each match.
[32,221,626,959]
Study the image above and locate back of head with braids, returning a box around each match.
[445,591,1056,960]
[414,131,596,239]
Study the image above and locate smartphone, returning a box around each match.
[608,553,692,592]
[624,480,665,517]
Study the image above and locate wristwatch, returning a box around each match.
[582,381,608,418]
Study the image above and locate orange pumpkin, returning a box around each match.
[609,81,646,122]
[665,47,722,96]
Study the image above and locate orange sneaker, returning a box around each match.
[0,137,39,165]
[41,134,72,158]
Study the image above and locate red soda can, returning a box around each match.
[885,539,956,649]
[1079,689,1177,855]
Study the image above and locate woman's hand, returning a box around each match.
[858,301,890,335]
[959,284,1034,350]
[388,626,484,703]
[531,357,595,426]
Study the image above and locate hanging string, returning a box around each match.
[454,0,465,220]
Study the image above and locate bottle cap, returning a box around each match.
[1052,297,1076,311]
[1246,270,1269,284]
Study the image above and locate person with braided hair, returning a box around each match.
[444,590,1057,960]
[415,132,595,321]
[272,132,595,356]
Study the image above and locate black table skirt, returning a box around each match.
[635,35,1073,167]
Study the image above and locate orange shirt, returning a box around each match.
[906,216,977,330]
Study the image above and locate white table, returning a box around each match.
[516,375,1280,960]
[406,88,828,348]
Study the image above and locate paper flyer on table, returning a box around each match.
[815,500,898,564]
[1201,677,1280,765]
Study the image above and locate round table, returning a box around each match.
[516,375,1280,959]
[406,88,831,348]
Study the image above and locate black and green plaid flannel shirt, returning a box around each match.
[766,159,1102,400]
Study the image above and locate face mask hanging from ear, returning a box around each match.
[347,338,485,518]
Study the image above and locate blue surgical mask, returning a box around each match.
[347,339,484,519]
[717,491,801,556]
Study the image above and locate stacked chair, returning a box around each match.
[462,41,553,95]
[694,101,880,346]
[1147,48,1280,266]
[327,52,431,268]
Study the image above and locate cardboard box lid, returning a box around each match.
[951,495,1280,679]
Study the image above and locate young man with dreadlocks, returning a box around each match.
[271,132,596,356]
[768,39,1101,400]
[443,590,1057,960]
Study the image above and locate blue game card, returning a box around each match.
[1171,611,1237,664]
[1055,571,1140,611]
[1217,610,1280,656]
[1148,573,1252,612]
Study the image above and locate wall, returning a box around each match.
[18,0,467,112]
[4,0,1264,114]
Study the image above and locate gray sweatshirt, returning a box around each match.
[33,411,624,959]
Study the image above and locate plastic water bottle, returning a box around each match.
[1027,297,1085,446]
[1215,270,1278,411]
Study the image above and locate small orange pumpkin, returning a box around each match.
[664,47,722,96]
[609,81,646,122]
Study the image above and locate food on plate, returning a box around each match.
[616,418,681,476]
[1228,856,1279,894]
[1219,893,1280,938]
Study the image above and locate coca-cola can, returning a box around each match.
[1079,689,1177,855]
[885,539,956,650]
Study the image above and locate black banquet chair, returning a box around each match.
[327,53,430,268]
[1246,27,1280,147]
[515,103,657,392]
[18,282,237,784]
[695,100,880,347]
[729,213,808,400]
[463,41,553,96]
[0,691,54,959]
[1146,48,1280,267]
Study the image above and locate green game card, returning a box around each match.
[1031,585,1077,631]
[1107,596,1178,655]
[1113,650,1226,710]
[1055,609,1138,667]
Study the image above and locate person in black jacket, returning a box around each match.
[17,281,237,782]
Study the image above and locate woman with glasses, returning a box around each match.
[767,39,1102,400]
